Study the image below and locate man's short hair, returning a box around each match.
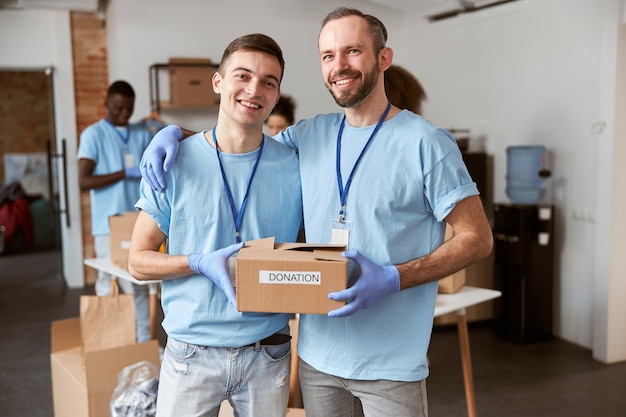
[107,80,135,99]
[219,33,285,82]
[321,7,388,53]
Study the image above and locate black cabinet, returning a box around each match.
[493,203,553,343]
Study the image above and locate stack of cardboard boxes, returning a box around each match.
[51,211,160,417]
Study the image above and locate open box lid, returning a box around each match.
[240,238,346,262]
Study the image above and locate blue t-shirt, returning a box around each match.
[276,110,479,382]
[136,132,303,347]
[77,119,152,235]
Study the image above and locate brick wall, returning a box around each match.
[71,11,109,285]
[0,71,53,185]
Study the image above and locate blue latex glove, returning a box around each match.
[124,166,141,178]
[188,242,244,306]
[327,250,400,317]
[140,125,183,192]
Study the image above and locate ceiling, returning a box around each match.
[362,0,522,20]
[0,0,101,12]
[364,0,463,16]
[0,0,520,22]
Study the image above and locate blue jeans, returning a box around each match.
[299,359,428,417]
[156,335,291,417]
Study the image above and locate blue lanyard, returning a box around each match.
[336,101,391,222]
[104,119,130,146]
[212,128,264,243]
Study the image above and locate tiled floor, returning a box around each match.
[1,249,625,417]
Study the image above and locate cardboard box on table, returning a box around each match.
[236,238,348,314]
[438,224,467,294]
[438,268,466,293]
[109,211,139,270]
[50,314,160,417]
[168,57,217,107]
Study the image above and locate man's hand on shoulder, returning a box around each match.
[140,125,183,192]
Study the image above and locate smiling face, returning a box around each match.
[319,15,382,108]
[213,49,282,130]
[105,93,134,126]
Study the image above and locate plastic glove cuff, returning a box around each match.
[188,253,201,274]
[383,265,401,292]
[169,125,183,142]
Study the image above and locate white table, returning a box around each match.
[83,257,161,340]
[434,286,501,417]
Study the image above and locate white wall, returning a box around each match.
[106,0,400,132]
[400,0,625,361]
[596,0,626,364]
[0,9,84,288]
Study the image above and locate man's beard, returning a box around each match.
[326,63,379,108]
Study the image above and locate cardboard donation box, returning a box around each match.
[285,408,307,417]
[109,211,139,270]
[50,295,160,417]
[438,224,466,293]
[168,57,217,107]
[236,238,348,314]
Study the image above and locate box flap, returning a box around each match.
[50,345,86,386]
[313,250,346,262]
[243,237,275,249]
[84,340,161,417]
[50,345,89,417]
[85,339,160,390]
[238,248,316,262]
[276,242,346,252]
[51,317,82,353]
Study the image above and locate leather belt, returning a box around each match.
[245,332,292,347]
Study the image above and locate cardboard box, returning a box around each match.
[168,57,217,107]
[438,224,466,293]
[50,317,160,417]
[236,238,348,314]
[286,408,306,417]
[218,403,306,417]
[285,408,307,416]
[109,211,138,270]
[438,268,466,294]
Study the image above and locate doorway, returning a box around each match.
[0,68,65,288]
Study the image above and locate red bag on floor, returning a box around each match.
[0,197,34,251]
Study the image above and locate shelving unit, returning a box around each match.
[149,61,220,114]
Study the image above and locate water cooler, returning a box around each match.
[494,145,554,343]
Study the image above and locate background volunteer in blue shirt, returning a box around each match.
[77,80,152,343]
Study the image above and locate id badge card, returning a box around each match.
[331,218,352,249]
[124,152,134,168]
